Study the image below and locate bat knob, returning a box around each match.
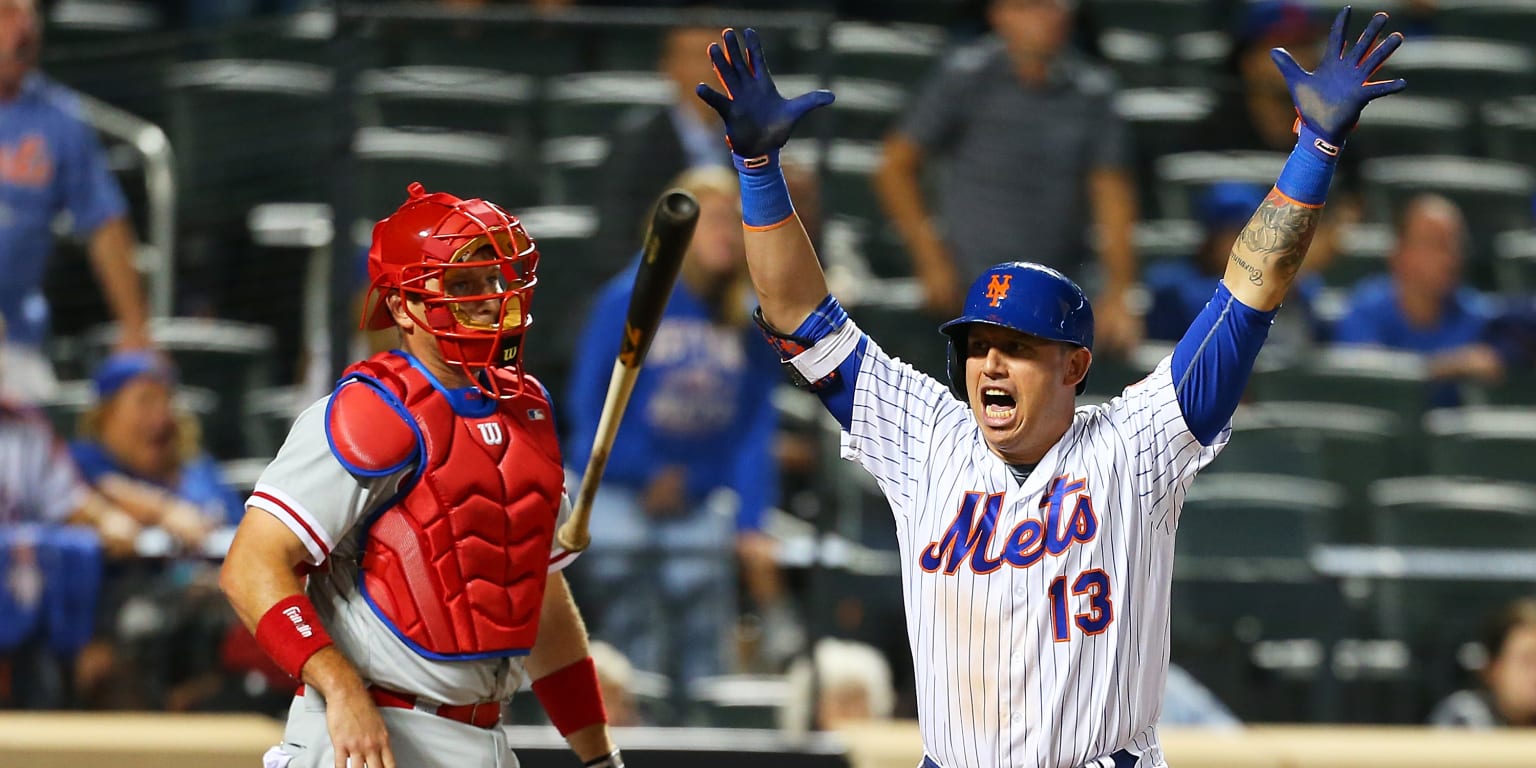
[658,190,700,223]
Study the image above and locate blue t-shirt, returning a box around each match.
[1334,275,1492,407]
[0,73,129,347]
[1334,275,1491,353]
[565,267,781,532]
[68,440,244,526]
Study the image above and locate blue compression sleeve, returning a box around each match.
[816,337,867,432]
[780,294,866,433]
[1170,281,1279,446]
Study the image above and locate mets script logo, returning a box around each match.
[920,476,1098,575]
[986,274,1013,307]
[475,421,504,445]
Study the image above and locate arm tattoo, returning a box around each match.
[1232,189,1323,290]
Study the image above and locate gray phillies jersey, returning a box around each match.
[246,393,580,705]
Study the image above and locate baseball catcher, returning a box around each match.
[220,184,621,768]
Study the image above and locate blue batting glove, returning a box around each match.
[1271,6,1407,157]
[695,28,835,166]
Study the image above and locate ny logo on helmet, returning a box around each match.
[476,422,504,445]
[986,274,1013,307]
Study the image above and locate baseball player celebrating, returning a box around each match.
[696,9,1404,768]
[220,184,621,768]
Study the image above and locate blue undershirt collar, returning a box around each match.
[390,350,497,417]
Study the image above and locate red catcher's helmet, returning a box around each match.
[362,182,539,399]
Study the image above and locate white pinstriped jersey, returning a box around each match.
[828,327,1226,768]
[246,394,580,705]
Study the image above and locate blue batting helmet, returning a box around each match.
[939,262,1094,400]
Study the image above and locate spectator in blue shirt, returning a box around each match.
[69,351,241,541]
[1334,194,1498,404]
[0,0,151,403]
[566,166,782,690]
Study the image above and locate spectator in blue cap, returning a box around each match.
[68,351,241,548]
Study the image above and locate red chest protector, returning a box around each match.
[326,351,564,660]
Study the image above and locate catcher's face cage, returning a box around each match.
[380,218,541,400]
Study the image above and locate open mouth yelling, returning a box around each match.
[980,387,1017,428]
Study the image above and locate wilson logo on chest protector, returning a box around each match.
[475,422,504,445]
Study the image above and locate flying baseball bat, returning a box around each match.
[557,190,700,553]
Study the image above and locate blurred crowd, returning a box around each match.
[1,0,1535,732]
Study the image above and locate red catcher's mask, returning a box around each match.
[362,182,540,399]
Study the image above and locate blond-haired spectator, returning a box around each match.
[781,638,896,735]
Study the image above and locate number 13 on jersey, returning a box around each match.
[1050,568,1113,642]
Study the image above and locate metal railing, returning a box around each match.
[75,91,177,319]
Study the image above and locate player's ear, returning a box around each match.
[1062,346,1092,390]
[386,294,415,332]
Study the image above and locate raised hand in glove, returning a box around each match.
[695,27,834,164]
[1271,6,1407,156]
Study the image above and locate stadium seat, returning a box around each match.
[1085,0,1217,41]
[357,67,538,140]
[45,0,160,45]
[1253,347,1434,432]
[1370,477,1536,550]
[1168,31,1230,88]
[1097,29,1167,88]
[86,319,277,460]
[1179,474,1340,561]
[354,127,536,222]
[1376,38,1535,108]
[1115,88,1216,215]
[780,140,892,270]
[1365,477,1536,644]
[1130,218,1202,268]
[1482,97,1536,170]
[688,675,790,729]
[218,458,271,501]
[826,21,944,85]
[1360,156,1535,271]
[1436,0,1536,46]
[1495,229,1536,296]
[846,300,948,381]
[543,71,673,138]
[778,75,905,142]
[1172,475,1345,665]
[41,1,170,123]
[1226,402,1406,535]
[1154,151,1287,221]
[1081,342,1170,399]
[1423,406,1536,483]
[395,24,583,76]
[1349,96,1472,158]
[540,135,609,207]
[1326,223,1394,289]
[167,60,334,231]
[211,8,343,67]
[244,385,308,459]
